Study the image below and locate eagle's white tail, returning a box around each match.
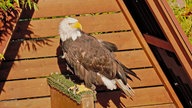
[116,79,134,98]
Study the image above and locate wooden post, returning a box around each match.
[51,88,94,108]
[47,73,95,108]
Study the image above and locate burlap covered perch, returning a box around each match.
[47,73,96,108]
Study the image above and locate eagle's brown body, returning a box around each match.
[59,17,138,97]
[61,32,127,88]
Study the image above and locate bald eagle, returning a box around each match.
[59,17,139,97]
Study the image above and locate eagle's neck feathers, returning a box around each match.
[60,28,82,42]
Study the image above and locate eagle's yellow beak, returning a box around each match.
[72,22,82,30]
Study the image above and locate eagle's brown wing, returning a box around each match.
[62,34,119,86]
[99,40,118,52]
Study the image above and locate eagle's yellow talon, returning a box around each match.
[68,84,92,95]
[0,54,5,60]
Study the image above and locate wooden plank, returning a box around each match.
[116,0,182,107]
[0,88,175,108]
[0,67,162,101]
[1,53,161,85]
[94,32,142,50]
[0,58,61,80]
[131,104,176,108]
[128,68,162,87]
[5,39,152,67]
[12,13,131,39]
[21,0,121,19]
[143,34,174,52]
[0,97,51,108]
[115,50,152,68]
[7,32,142,60]
[5,35,142,60]
[0,78,49,101]
[96,86,173,108]
[5,38,59,59]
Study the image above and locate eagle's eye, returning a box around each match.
[68,23,74,25]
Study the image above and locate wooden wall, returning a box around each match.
[0,0,182,107]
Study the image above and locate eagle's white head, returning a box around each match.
[59,17,82,41]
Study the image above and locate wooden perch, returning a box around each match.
[47,73,95,108]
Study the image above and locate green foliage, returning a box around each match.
[0,0,38,11]
[167,0,192,44]
[0,0,15,11]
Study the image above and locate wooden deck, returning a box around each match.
[0,0,182,107]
